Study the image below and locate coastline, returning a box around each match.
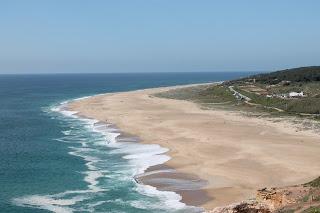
[69,112,208,211]
[53,100,198,212]
[67,83,320,211]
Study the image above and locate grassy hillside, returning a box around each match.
[156,66,320,117]
[241,66,320,84]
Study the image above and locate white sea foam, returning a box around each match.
[13,195,77,213]
[59,98,195,210]
[71,106,193,211]
[137,169,176,177]
[61,98,193,210]
[13,97,200,212]
[134,184,186,210]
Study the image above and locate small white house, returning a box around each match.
[289,91,304,98]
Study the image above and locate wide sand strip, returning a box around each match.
[68,85,320,210]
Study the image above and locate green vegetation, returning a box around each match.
[236,86,320,114]
[156,66,320,119]
[154,85,207,101]
[303,195,310,202]
[304,177,320,188]
[278,209,295,213]
[155,84,237,105]
[314,195,320,202]
[230,66,320,115]
[302,206,320,213]
[196,85,237,103]
[237,66,320,84]
[266,82,320,97]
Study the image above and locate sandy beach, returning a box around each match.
[68,84,320,210]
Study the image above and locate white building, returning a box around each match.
[289,91,304,98]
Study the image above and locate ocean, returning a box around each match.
[0,72,252,213]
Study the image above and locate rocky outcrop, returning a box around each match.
[255,186,310,211]
[207,177,320,213]
[207,200,271,213]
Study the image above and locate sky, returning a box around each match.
[0,0,320,74]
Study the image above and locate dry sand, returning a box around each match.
[68,84,320,210]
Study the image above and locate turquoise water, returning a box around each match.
[0,73,253,213]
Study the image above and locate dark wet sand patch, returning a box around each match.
[136,164,211,207]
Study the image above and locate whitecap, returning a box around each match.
[13,95,200,213]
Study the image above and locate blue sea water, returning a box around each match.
[0,72,253,213]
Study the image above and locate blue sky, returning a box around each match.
[0,0,319,74]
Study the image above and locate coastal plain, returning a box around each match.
[68,85,320,210]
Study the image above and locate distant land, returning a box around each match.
[245,66,320,84]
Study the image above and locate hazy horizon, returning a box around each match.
[1,0,319,74]
[0,70,263,75]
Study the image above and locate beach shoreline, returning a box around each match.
[68,83,320,210]
[70,110,209,210]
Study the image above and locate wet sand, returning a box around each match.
[137,164,210,207]
[68,84,320,210]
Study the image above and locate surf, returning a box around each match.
[13,98,200,212]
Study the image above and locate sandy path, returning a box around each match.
[68,85,320,210]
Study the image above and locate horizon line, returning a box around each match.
[0,70,266,75]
